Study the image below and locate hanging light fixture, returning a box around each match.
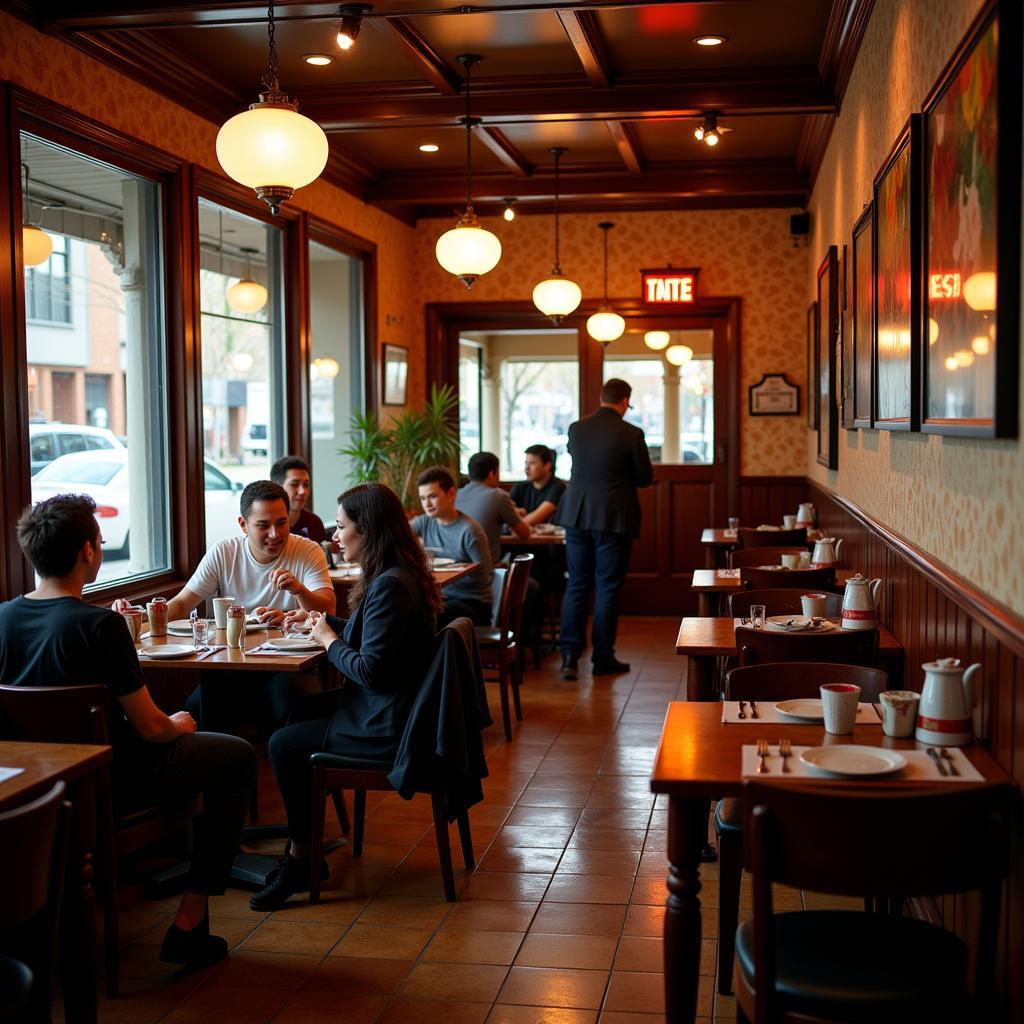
[336,4,370,50]
[694,112,730,148]
[503,198,517,222]
[21,164,52,268]
[227,246,269,313]
[644,330,670,351]
[216,0,329,215]
[586,222,625,345]
[232,351,255,372]
[313,356,341,379]
[533,147,582,323]
[962,271,996,312]
[435,54,502,288]
[666,343,694,366]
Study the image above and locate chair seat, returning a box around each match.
[736,911,968,1020]
[714,797,742,835]
[310,752,394,772]
[474,627,515,646]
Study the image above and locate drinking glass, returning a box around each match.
[749,604,766,629]
[191,617,210,650]
[727,516,739,533]
[424,547,443,567]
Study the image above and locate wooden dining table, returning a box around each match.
[648,701,1011,1024]
[330,561,480,595]
[690,567,855,616]
[675,616,903,701]
[699,527,817,568]
[0,740,113,1024]
[500,530,566,547]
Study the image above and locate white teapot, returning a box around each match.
[840,573,882,630]
[796,502,815,527]
[811,536,843,568]
[916,658,979,747]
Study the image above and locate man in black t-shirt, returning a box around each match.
[271,455,328,543]
[509,444,566,526]
[0,495,255,972]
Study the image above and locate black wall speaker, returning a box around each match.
[790,211,811,237]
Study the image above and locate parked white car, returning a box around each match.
[31,449,243,558]
[29,422,124,476]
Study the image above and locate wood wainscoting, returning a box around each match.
[808,480,1024,1020]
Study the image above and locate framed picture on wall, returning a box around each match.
[816,246,839,468]
[382,344,408,405]
[806,302,818,429]
[840,243,854,428]
[872,115,921,430]
[921,0,1021,437]
[852,204,874,427]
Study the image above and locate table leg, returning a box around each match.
[664,795,706,1024]
[60,848,99,1024]
[697,593,712,618]
[686,655,716,702]
[704,546,717,569]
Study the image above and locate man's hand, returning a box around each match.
[309,611,339,649]
[515,507,528,517]
[112,598,133,613]
[282,609,313,634]
[253,606,286,627]
[269,567,302,594]
[170,710,197,734]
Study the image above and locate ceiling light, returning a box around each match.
[694,124,705,142]
[226,247,268,313]
[666,344,694,366]
[962,270,996,312]
[336,4,370,50]
[503,198,516,222]
[694,35,727,46]
[216,0,329,214]
[704,128,719,146]
[953,349,975,367]
[313,356,341,379]
[20,164,52,268]
[303,54,333,66]
[419,144,439,153]
[587,222,625,345]
[971,335,991,355]
[435,54,502,288]
[695,112,729,148]
[232,351,255,372]
[928,318,940,345]
[644,330,670,351]
[533,147,581,323]
[944,356,959,371]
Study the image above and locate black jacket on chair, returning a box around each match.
[388,618,492,821]
[554,406,654,538]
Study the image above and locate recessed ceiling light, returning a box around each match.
[303,53,333,66]
[419,144,439,153]
[694,35,728,46]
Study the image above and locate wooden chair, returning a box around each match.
[735,527,809,549]
[728,587,844,619]
[735,781,1010,1023]
[0,955,34,1024]
[736,626,877,667]
[740,566,836,591]
[729,547,809,569]
[0,782,70,1024]
[714,662,889,996]
[0,684,200,999]
[476,554,533,741]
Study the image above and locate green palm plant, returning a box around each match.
[338,410,391,484]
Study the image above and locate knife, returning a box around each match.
[926,747,949,777]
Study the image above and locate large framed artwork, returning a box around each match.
[872,115,921,430]
[382,343,409,405]
[806,302,818,429]
[852,204,874,428]
[921,0,1021,437]
[840,243,854,428]
[816,247,839,469]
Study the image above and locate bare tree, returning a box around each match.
[500,361,547,466]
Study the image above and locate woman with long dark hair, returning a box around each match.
[250,482,442,910]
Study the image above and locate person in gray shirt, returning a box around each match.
[455,452,532,563]
[411,466,493,625]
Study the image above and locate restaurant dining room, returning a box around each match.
[0,0,1022,1022]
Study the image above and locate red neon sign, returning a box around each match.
[929,272,962,300]
[641,268,699,304]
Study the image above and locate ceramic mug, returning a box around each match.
[781,553,801,569]
[782,515,797,530]
[801,593,828,617]
[820,683,860,735]
[212,596,235,630]
[879,690,920,738]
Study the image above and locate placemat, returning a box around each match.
[740,744,983,781]
[0,767,26,784]
[717,569,741,578]
[722,701,880,725]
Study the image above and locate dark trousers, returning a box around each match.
[560,527,633,663]
[267,690,397,842]
[117,732,256,895]
[438,597,491,627]
[185,670,320,732]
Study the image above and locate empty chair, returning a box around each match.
[736,625,877,667]
[728,588,844,619]
[714,662,889,995]
[735,527,809,549]
[734,781,1010,1023]
[0,782,70,1024]
[740,566,836,590]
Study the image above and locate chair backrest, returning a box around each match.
[489,566,509,626]
[0,683,112,746]
[727,587,844,619]
[724,662,889,702]
[740,566,836,590]
[736,527,809,549]
[506,554,534,636]
[729,547,809,569]
[736,626,878,667]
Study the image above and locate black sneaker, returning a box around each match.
[159,918,229,970]
[249,851,326,911]
[560,653,578,680]
[592,657,630,676]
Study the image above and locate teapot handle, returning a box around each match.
[834,538,844,558]
[963,663,981,711]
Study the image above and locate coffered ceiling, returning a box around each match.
[7,0,876,222]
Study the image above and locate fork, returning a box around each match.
[778,737,792,773]
[939,749,960,777]
[749,701,759,719]
[737,700,747,720]
[756,737,770,774]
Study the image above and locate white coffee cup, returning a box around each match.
[798,551,812,569]
[783,515,797,529]
[781,553,801,569]
[879,690,920,738]
[801,593,828,617]
[212,596,235,630]
[820,683,861,735]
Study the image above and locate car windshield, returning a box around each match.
[36,459,122,486]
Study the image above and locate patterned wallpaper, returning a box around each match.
[412,207,809,476]
[807,0,1024,614]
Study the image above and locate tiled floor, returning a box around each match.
[85,618,751,1024]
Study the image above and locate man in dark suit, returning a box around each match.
[556,378,653,679]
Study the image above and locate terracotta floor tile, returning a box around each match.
[576,809,652,830]
[621,905,663,938]
[555,849,640,877]
[462,872,553,902]
[265,899,370,928]
[443,900,540,932]
[529,904,626,937]
[597,1013,666,1023]
[478,847,565,874]
[57,976,204,1024]
[377,999,491,1024]
[423,928,526,965]
[497,967,609,1010]
[517,790,590,809]
[240,919,344,956]
[204,951,320,992]
[357,896,452,929]
[330,923,434,960]
[506,807,582,828]
[381,868,468,899]
[568,829,647,852]
[545,876,634,905]
[515,934,617,971]
[399,961,509,1002]
[601,973,664,1015]
[611,937,662,973]
[160,984,291,1024]
[496,826,574,849]
[301,956,414,994]
[272,991,390,1024]
[486,1006,596,1024]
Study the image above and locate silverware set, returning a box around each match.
[736,700,759,719]
[926,747,960,777]
[754,738,791,773]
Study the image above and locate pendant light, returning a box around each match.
[587,222,625,345]
[644,330,670,350]
[227,246,269,313]
[435,54,502,288]
[21,164,53,268]
[532,148,581,323]
[216,0,329,215]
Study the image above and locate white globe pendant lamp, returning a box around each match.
[666,343,694,366]
[586,222,625,345]
[226,247,269,314]
[21,164,52,268]
[435,54,502,288]
[644,330,670,351]
[533,147,581,324]
[216,1,329,215]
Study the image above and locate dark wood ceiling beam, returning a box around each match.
[819,0,876,105]
[556,9,613,89]
[375,16,461,95]
[795,112,835,188]
[606,120,644,174]
[477,127,534,177]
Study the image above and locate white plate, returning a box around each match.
[756,525,781,531]
[430,557,455,567]
[800,745,908,778]
[756,564,786,571]
[139,644,197,659]
[764,618,834,633]
[766,614,812,630]
[264,638,321,652]
[774,698,825,722]
[167,618,212,635]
